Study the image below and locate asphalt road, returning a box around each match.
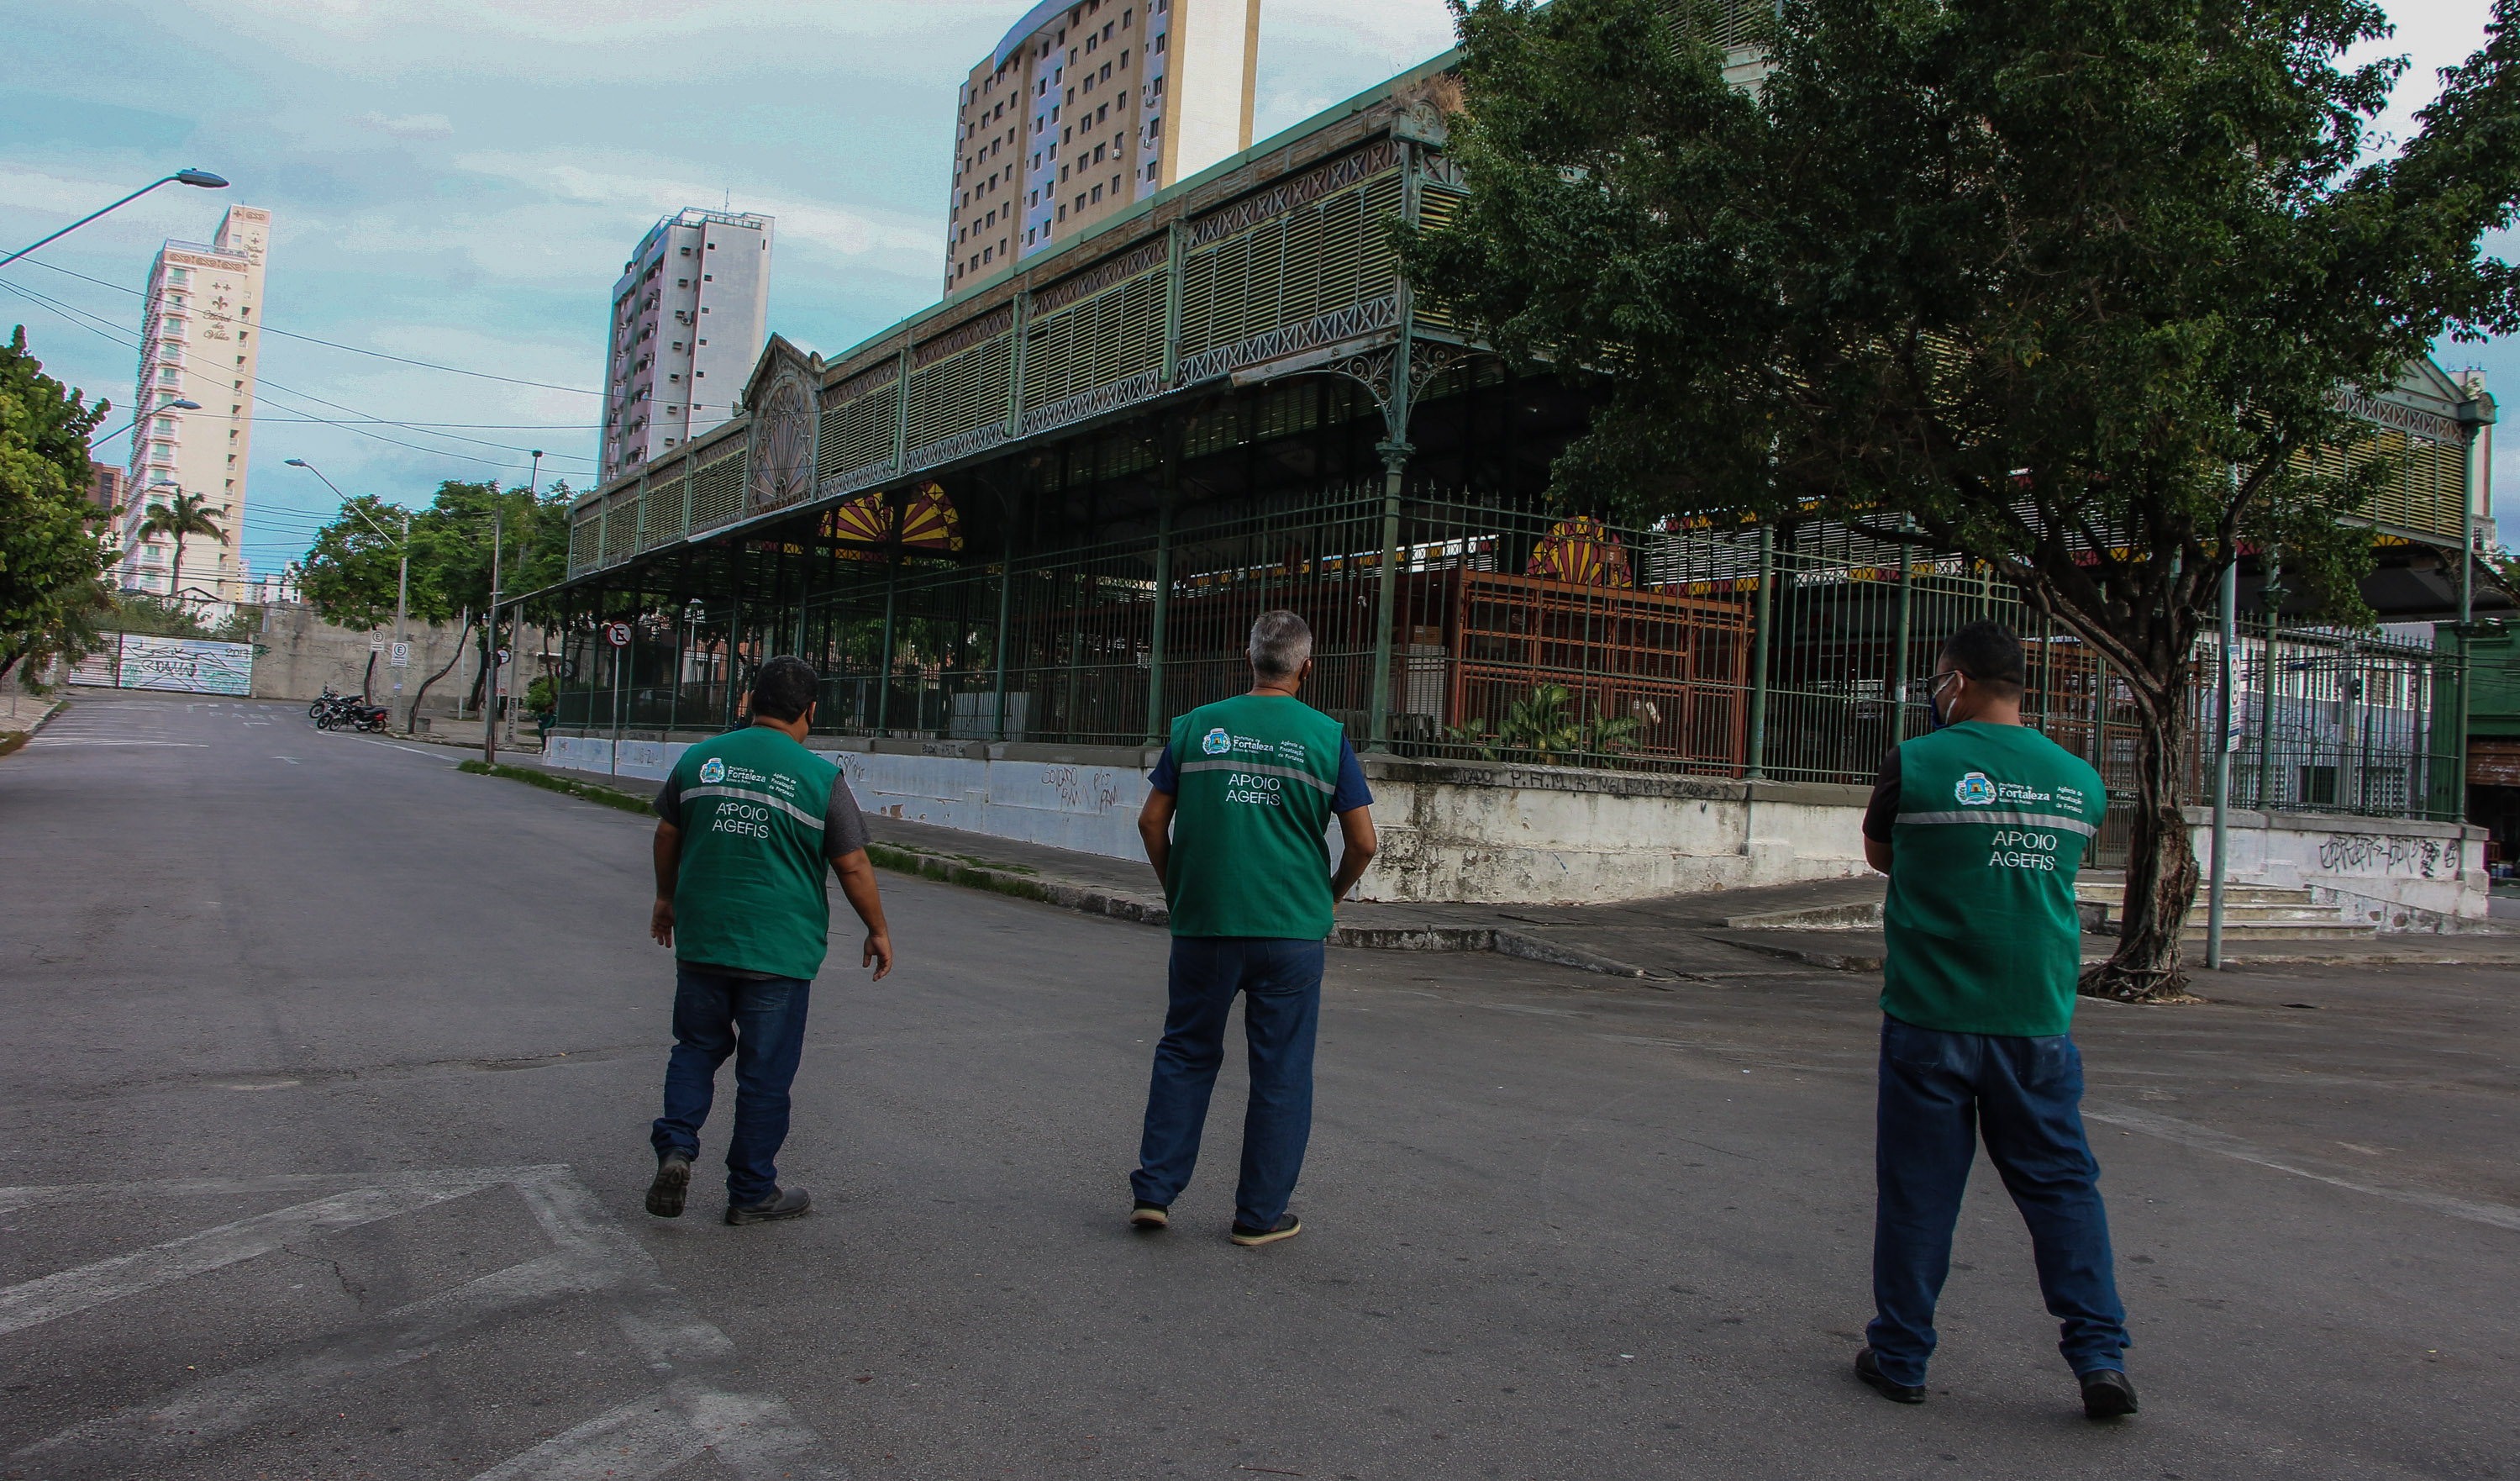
[2,692,2514,1481]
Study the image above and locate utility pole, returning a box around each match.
[484,451,542,765]
[390,507,410,730]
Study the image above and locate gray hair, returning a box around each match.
[1248,609,1313,680]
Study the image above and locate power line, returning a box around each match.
[0,276,594,470]
[5,254,604,396]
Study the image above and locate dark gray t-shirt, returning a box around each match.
[655,740,872,979]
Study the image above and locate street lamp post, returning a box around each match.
[486,451,542,764]
[287,458,410,728]
[0,170,229,271]
[88,397,203,451]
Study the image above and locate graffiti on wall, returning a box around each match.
[2314,832,2453,878]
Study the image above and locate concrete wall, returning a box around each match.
[2188,806,2492,929]
[251,604,548,711]
[536,734,2491,922]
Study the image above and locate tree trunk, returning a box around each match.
[361,648,376,702]
[2081,657,2200,1001]
[405,614,476,735]
[167,545,185,609]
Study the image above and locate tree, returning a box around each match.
[137,488,228,610]
[296,476,579,715]
[0,326,112,685]
[1406,0,2520,998]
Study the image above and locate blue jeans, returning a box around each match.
[651,966,813,1206]
[1868,1015,2130,1384]
[1132,937,1324,1230]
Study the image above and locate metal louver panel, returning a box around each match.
[688,451,746,534]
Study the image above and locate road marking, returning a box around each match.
[350,737,456,761]
[274,756,300,764]
[24,740,208,747]
[468,1381,830,1481]
[0,1183,490,1336]
[2087,1101,2520,1233]
[0,1166,845,1480]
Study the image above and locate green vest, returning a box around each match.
[1165,694,1346,939]
[666,727,840,980]
[1883,722,2106,1037]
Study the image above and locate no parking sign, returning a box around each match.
[602,622,633,647]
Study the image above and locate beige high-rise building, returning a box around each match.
[945,0,1260,294]
[120,204,269,603]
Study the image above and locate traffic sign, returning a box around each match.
[497,647,512,666]
[389,641,409,669]
[603,622,633,647]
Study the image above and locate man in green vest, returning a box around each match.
[1853,620,2135,1419]
[1128,610,1378,1246]
[644,656,893,1226]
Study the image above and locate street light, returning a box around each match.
[485,449,543,762]
[88,397,203,449]
[287,458,411,729]
[0,170,229,271]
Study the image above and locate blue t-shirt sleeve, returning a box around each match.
[1148,743,1178,795]
[1331,738,1372,813]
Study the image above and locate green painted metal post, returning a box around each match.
[1366,441,1410,751]
[876,498,900,737]
[1745,522,1774,780]
[1146,420,1178,743]
[1891,519,1913,739]
[2258,545,2283,809]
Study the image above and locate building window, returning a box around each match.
[1091,185,1102,203]
[677,279,688,287]
[702,274,712,281]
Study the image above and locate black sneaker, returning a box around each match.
[1228,1214,1301,1246]
[1854,1347,1926,1405]
[644,1152,692,1219]
[724,1188,811,1225]
[1130,1200,1170,1231]
[2081,1368,2139,1420]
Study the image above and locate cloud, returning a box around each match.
[356,111,454,137]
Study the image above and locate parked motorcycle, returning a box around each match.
[313,696,389,732]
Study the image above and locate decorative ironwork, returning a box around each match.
[1175,295,1402,387]
[913,305,1016,370]
[1527,515,1636,588]
[908,420,1012,471]
[817,482,964,554]
[821,457,898,500]
[1019,369,1165,439]
[1186,141,1402,249]
[826,357,899,406]
[1033,240,1168,315]
[746,375,815,514]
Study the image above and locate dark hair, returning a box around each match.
[1940,620,2026,695]
[749,655,821,723]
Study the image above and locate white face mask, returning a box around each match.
[1928,670,1962,729]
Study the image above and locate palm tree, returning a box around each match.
[137,488,227,608]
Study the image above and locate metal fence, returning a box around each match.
[549,493,2464,830]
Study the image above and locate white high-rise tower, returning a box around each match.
[120,203,269,603]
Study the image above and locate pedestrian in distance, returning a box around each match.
[644,655,893,1226]
[1854,620,2138,1420]
[1129,610,1377,1246]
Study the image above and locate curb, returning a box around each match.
[0,698,67,759]
[861,841,1655,978]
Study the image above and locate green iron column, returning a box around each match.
[1146,419,1180,744]
[1365,140,1422,753]
[1890,518,1913,740]
[1745,522,1774,780]
[1365,440,1412,751]
[875,493,900,736]
[992,469,1021,743]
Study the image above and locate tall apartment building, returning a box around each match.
[602,208,775,482]
[945,0,1260,293]
[119,204,270,602]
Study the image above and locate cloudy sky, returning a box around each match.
[0,0,2510,578]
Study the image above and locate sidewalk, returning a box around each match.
[508,748,2520,979]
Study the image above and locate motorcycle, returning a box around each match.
[314,696,389,732]
[308,686,344,720]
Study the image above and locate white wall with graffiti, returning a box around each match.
[2193,806,2490,928]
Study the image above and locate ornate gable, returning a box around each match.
[744,336,823,518]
